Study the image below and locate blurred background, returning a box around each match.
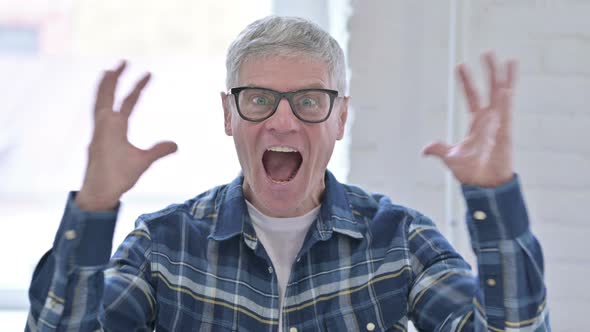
[0,0,588,330]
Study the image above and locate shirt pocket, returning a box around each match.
[156,298,239,331]
[155,316,238,331]
[155,321,237,332]
[324,294,408,332]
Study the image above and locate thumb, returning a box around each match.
[422,141,452,159]
[145,141,178,165]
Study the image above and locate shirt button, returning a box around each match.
[268,266,274,274]
[473,211,487,221]
[366,322,376,331]
[65,230,77,240]
[486,278,497,287]
[289,327,298,332]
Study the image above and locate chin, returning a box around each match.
[245,166,319,217]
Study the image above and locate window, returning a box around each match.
[1,1,351,327]
[0,0,273,324]
[0,25,39,54]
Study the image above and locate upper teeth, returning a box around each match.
[267,146,298,153]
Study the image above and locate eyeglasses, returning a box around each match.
[229,86,339,123]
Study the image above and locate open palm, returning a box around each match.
[77,62,177,210]
[423,52,517,188]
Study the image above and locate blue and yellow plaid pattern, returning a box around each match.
[26,171,549,331]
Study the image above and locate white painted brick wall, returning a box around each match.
[348,1,589,330]
[348,0,449,209]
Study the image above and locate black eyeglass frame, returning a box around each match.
[229,86,339,123]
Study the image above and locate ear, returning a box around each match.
[221,92,233,136]
[336,96,349,140]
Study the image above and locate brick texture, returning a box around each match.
[348,1,589,330]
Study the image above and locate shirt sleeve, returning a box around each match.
[26,192,157,331]
[407,175,550,331]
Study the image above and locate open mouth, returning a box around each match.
[262,146,303,184]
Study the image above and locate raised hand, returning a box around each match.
[75,62,178,211]
[423,52,517,188]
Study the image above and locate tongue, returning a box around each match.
[262,151,302,182]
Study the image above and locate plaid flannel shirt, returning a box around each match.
[27,171,549,331]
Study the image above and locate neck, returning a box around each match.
[242,178,324,218]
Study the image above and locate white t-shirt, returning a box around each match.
[246,201,320,332]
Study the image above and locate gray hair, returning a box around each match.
[225,15,347,94]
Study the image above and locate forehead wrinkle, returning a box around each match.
[239,83,330,92]
[237,56,334,92]
[238,73,332,92]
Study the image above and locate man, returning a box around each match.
[27,16,549,331]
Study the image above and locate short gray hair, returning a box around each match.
[225,15,347,94]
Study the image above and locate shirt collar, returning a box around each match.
[208,170,364,243]
[316,170,364,240]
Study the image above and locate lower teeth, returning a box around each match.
[271,170,298,183]
[272,179,289,184]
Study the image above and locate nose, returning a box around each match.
[264,97,299,133]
